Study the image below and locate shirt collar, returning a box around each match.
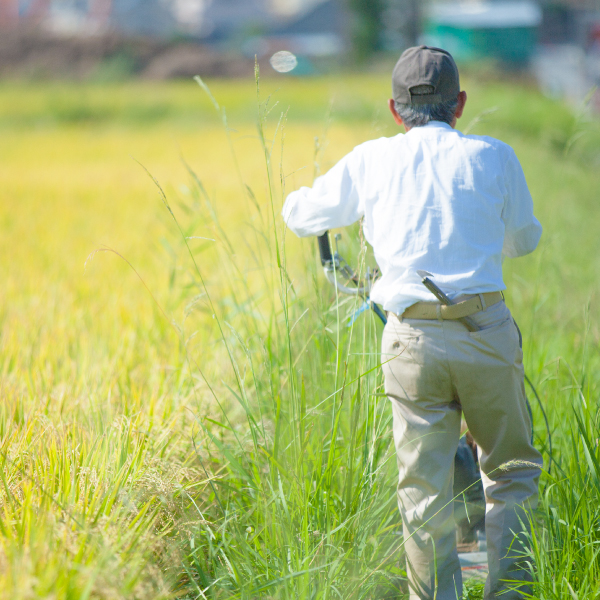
[407,121,455,134]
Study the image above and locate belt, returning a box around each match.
[401,291,503,321]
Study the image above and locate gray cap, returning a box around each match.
[392,45,460,105]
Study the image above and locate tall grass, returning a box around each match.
[522,356,600,599]
[144,72,405,599]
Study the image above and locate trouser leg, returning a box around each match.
[383,315,463,600]
[448,301,542,599]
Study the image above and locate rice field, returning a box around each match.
[1,71,600,599]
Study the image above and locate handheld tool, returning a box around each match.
[416,270,480,332]
[317,231,387,324]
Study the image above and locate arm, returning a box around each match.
[501,148,542,258]
[282,149,364,238]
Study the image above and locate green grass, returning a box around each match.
[0,70,599,598]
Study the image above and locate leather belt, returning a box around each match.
[401,291,503,321]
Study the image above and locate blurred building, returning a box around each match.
[424,1,543,64]
[0,0,352,78]
[1,0,331,36]
[2,0,177,35]
[239,0,349,65]
[199,0,275,42]
[179,0,348,58]
[269,0,348,52]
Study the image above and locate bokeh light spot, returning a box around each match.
[270,51,298,73]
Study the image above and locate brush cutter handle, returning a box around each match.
[317,231,333,266]
[316,231,387,326]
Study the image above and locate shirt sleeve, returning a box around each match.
[501,147,542,258]
[282,149,364,238]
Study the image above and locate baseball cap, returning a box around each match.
[392,45,460,105]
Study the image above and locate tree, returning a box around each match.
[347,0,384,61]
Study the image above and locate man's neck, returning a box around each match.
[404,119,456,133]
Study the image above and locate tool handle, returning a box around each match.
[317,231,333,266]
[422,277,453,305]
[421,276,481,332]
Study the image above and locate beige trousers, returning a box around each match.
[382,300,542,600]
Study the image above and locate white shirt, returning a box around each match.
[282,121,542,315]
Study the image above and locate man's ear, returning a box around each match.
[388,99,407,130]
[455,91,467,120]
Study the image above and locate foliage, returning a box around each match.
[347,0,385,62]
[462,579,484,600]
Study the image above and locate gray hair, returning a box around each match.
[394,85,458,128]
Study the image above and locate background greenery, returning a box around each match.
[1,72,599,599]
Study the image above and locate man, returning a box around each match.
[282,46,543,600]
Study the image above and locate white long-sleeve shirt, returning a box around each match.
[282,121,542,315]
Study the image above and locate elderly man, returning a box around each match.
[282,46,543,599]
